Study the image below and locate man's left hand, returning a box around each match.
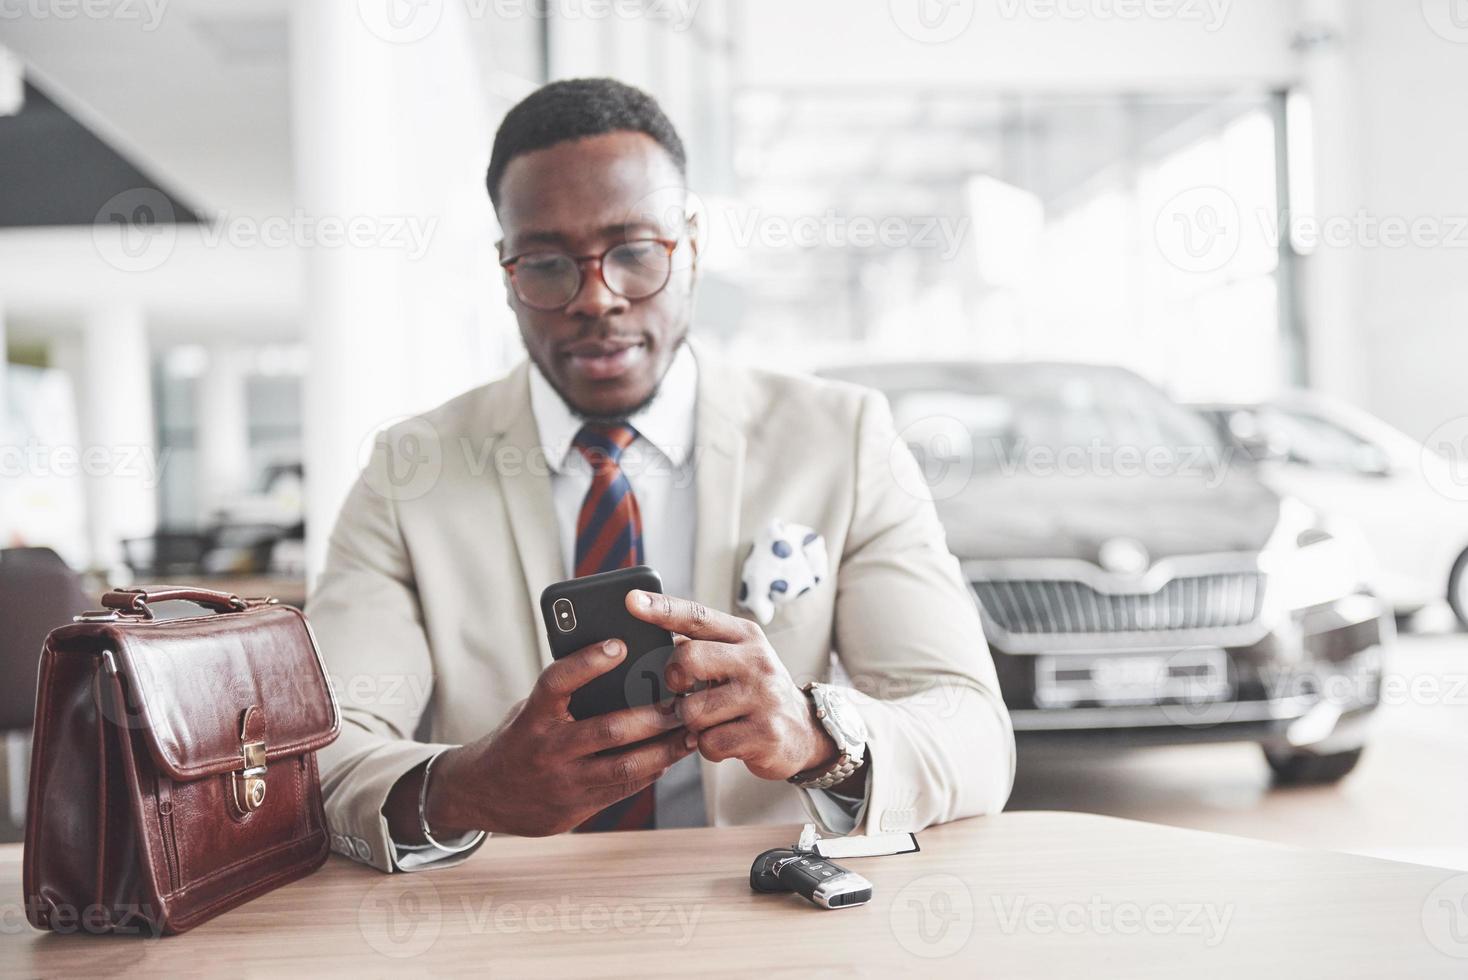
[626,589,843,783]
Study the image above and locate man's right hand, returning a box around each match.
[403,638,694,839]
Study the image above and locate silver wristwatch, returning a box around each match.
[789,682,868,791]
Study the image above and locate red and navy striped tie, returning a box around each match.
[571,422,656,832]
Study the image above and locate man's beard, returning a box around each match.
[570,384,662,426]
[558,333,688,424]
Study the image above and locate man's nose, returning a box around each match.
[564,263,630,319]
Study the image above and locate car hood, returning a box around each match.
[936,470,1281,564]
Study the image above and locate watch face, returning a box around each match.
[819,687,868,747]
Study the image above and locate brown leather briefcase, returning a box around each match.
[23,586,341,936]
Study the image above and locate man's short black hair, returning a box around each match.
[486,77,687,210]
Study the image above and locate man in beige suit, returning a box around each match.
[307,78,1014,872]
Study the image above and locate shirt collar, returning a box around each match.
[528,341,698,474]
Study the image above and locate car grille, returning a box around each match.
[973,573,1266,636]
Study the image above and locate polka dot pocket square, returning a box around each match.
[737,519,828,626]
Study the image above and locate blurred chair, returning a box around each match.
[0,547,92,836]
[122,524,286,579]
[120,529,214,578]
[0,547,90,729]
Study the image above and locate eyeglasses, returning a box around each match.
[500,238,682,312]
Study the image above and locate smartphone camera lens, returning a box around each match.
[552,598,577,633]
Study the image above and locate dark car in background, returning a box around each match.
[822,362,1392,784]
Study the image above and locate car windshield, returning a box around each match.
[828,364,1224,474]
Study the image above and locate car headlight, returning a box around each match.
[1259,498,1365,612]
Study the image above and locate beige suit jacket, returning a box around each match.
[307,342,1015,872]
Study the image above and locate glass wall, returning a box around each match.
[719,90,1287,402]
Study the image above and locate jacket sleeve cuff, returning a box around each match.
[324,740,485,873]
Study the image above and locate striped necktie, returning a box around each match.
[571,422,656,832]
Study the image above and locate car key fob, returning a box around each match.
[749,848,873,909]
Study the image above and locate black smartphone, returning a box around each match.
[539,566,677,720]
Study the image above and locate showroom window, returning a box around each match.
[724,90,1291,401]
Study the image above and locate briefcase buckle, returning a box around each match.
[233,739,268,812]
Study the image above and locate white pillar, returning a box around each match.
[291,1,412,584]
[196,345,251,525]
[1296,0,1365,403]
[0,295,8,436]
[291,0,506,585]
[78,306,157,573]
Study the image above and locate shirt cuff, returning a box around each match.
[385,747,487,871]
[390,827,486,870]
[802,776,870,835]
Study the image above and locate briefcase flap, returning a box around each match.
[103,604,340,781]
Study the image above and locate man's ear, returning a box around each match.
[686,211,701,285]
[494,238,516,311]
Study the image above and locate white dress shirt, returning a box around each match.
[393,342,863,866]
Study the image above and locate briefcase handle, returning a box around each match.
[101,587,270,620]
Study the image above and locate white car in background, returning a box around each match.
[1195,392,1468,628]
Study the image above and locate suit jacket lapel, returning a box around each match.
[687,341,748,826]
[689,340,747,617]
[486,363,564,670]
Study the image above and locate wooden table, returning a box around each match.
[2,812,1464,977]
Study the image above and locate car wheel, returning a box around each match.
[1449,548,1468,631]
[1263,746,1364,786]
